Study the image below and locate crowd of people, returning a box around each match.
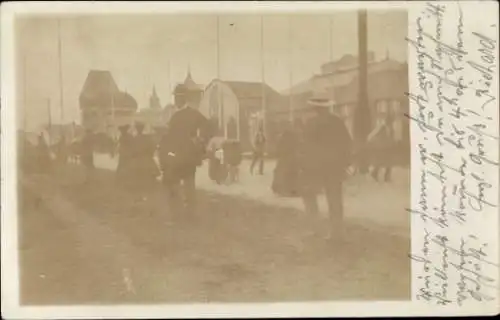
[21,84,398,236]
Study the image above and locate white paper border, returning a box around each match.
[2,1,499,318]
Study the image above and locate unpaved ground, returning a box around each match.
[19,165,410,305]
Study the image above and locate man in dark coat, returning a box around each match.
[159,84,212,216]
[299,93,352,235]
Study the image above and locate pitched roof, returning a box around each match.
[223,81,282,100]
[79,70,137,110]
[80,70,119,98]
[316,58,404,88]
[183,71,203,91]
[280,77,315,95]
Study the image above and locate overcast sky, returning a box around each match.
[16,11,407,130]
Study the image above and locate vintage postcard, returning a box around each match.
[1,1,498,318]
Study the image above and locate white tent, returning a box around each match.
[199,80,240,140]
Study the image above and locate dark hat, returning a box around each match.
[307,92,334,108]
[173,83,187,96]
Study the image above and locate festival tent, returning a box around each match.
[198,79,285,152]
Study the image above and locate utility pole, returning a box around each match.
[216,16,223,136]
[288,17,294,122]
[47,98,52,145]
[354,9,371,174]
[260,15,267,136]
[23,53,28,132]
[328,17,335,112]
[57,19,64,125]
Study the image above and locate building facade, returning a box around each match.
[198,79,285,152]
[79,70,138,138]
[284,54,409,146]
[136,86,169,132]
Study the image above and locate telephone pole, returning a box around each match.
[23,53,28,132]
[47,98,52,145]
[57,19,64,125]
[260,15,267,135]
[328,17,335,110]
[288,17,294,122]
[216,16,223,136]
[354,9,371,174]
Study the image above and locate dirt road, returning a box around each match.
[19,166,410,305]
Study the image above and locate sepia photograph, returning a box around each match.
[14,7,412,305]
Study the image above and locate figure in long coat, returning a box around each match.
[131,122,160,196]
[80,129,96,183]
[116,125,134,187]
[159,83,212,216]
[299,94,352,236]
[272,123,301,197]
[367,119,394,182]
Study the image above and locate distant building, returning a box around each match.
[177,69,204,109]
[79,70,138,137]
[283,54,409,145]
[137,85,168,132]
[199,79,285,152]
[149,85,161,110]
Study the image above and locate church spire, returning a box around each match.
[149,84,161,109]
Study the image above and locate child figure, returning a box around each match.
[222,139,242,184]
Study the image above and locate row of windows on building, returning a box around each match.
[335,99,407,142]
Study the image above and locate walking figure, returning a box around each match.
[80,129,95,184]
[367,119,394,182]
[207,137,227,185]
[222,139,242,184]
[272,121,301,197]
[116,125,134,187]
[158,83,212,217]
[131,122,160,200]
[299,93,352,237]
[250,126,266,175]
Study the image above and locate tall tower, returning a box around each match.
[149,85,161,109]
[183,69,203,109]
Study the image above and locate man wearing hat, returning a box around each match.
[299,92,352,237]
[159,83,212,216]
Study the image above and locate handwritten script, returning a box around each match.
[406,2,499,307]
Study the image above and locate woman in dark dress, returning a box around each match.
[131,122,160,197]
[271,124,301,197]
[116,125,135,187]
